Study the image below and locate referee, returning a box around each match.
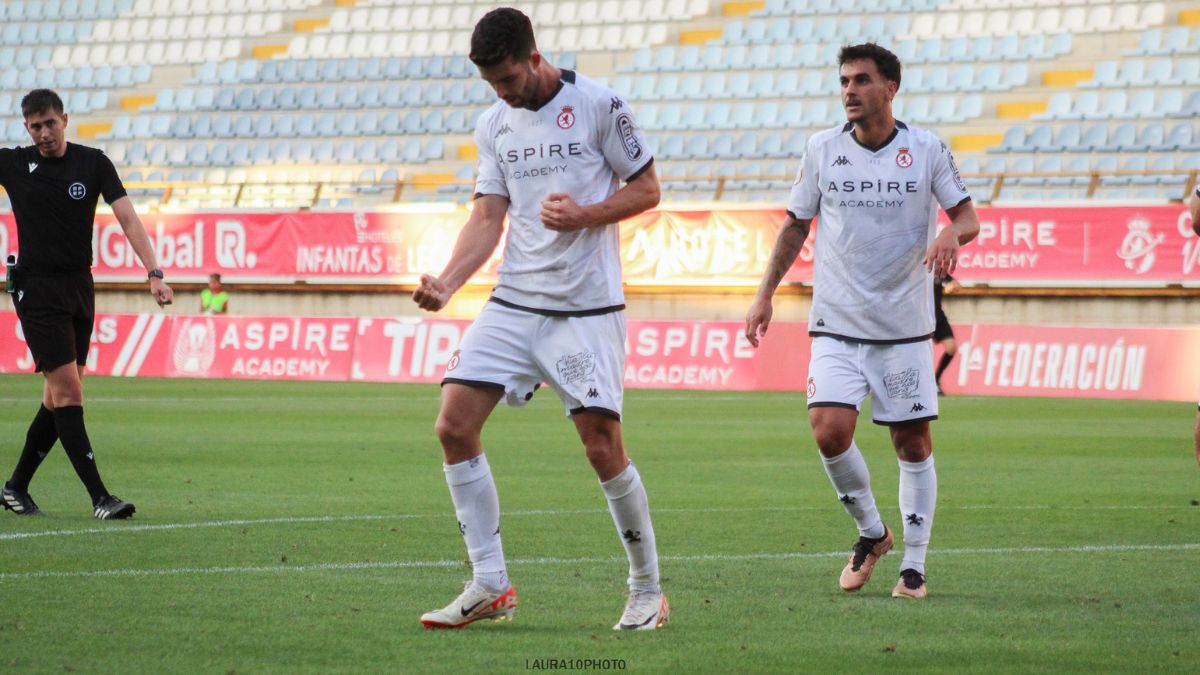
[1,89,173,519]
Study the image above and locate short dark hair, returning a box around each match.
[837,43,902,87]
[209,273,222,282]
[469,7,536,67]
[21,89,65,118]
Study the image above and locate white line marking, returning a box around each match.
[125,313,166,376]
[0,504,1190,541]
[109,314,149,377]
[2,543,1197,581]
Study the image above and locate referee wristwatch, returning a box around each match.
[148,268,164,280]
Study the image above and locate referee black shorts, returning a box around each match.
[933,309,954,342]
[11,272,95,373]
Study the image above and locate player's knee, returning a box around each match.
[812,431,854,457]
[434,413,477,450]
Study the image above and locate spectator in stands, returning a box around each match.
[411,8,667,631]
[933,275,961,395]
[745,44,979,600]
[200,273,229,314]
[1,89,172,520]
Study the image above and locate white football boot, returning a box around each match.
[613,589,669,631]
[420,581,517,629]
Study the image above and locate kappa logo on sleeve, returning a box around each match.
[615,113,642,161]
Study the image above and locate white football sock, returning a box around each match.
[600,462,661,593]
[821,441,886,540]
[898,455,937,575]
[444,454,509,593]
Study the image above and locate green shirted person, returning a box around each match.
[200,273,229,314]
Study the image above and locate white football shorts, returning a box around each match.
[442,301,626,419]
[806,335,938,426]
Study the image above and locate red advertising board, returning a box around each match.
[2,311,1195,402]
[164,315,357,380]
[2,205,1196,285]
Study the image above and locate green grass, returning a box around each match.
[1,374,1198,674]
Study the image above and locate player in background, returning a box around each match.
[411,8,667,630]
[1191,187,1199,466]
[2,89,173,519]
[933,274,961,395]
[744,44,979,599]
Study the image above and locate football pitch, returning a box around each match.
[0,374,1197,674]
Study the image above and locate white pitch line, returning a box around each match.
[2,543,1197,582]
[0,503,1192,542]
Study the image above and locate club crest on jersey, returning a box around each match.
[896,147,913,169]
[556,105,575,129]
[446,350,461,372]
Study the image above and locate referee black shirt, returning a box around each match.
[0,142,127,275]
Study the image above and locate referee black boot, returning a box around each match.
[93,494,136,520]
[2,481,45,516]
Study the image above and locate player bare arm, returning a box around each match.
[744,214,813,347]
[412,193,509,312]
[111,196,173,307]
[539,164,661,232]
[924,200,981,280]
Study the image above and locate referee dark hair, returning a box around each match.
[1,89,173,519]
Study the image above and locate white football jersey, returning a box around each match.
[474,70,653,314]
[787,121,971,343]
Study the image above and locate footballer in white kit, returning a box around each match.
[412,8,668,632]
[746,43,980,600]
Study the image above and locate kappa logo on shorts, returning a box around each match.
[883,368,920,399]
[586,388,599,399]
[910,403,926,413]
[556,350,596,385]
[68,182,86,200]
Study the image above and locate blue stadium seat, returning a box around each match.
[295,113,316,137]
[169,115,193,139]
[758,131,787,157]
[680,74,705,100]
[1102,123,1136,152]
[233,116,254,138]
[683,135,710,161]
[402,111,423,134]
[1080,124,1107,151]
[783,131,806,156]
[734,132,757,159]
[424,110,445,135]
[711,134,735,159]
[275,115,296,137]
[381,111,402,135]
[657,105,682,131]
[758,101,781,129]
[254,116,275,138]
[655,134,681,161]
[1048,124,1081,152]
[707,103,731,130]
[1161,123,1193,151]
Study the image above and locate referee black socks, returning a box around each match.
[8,404,58,493]
[52,405,109,506]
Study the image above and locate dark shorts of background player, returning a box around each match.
[11,272,94,373]
[933,309,954,342]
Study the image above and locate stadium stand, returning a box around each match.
[0,0,1197,208]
